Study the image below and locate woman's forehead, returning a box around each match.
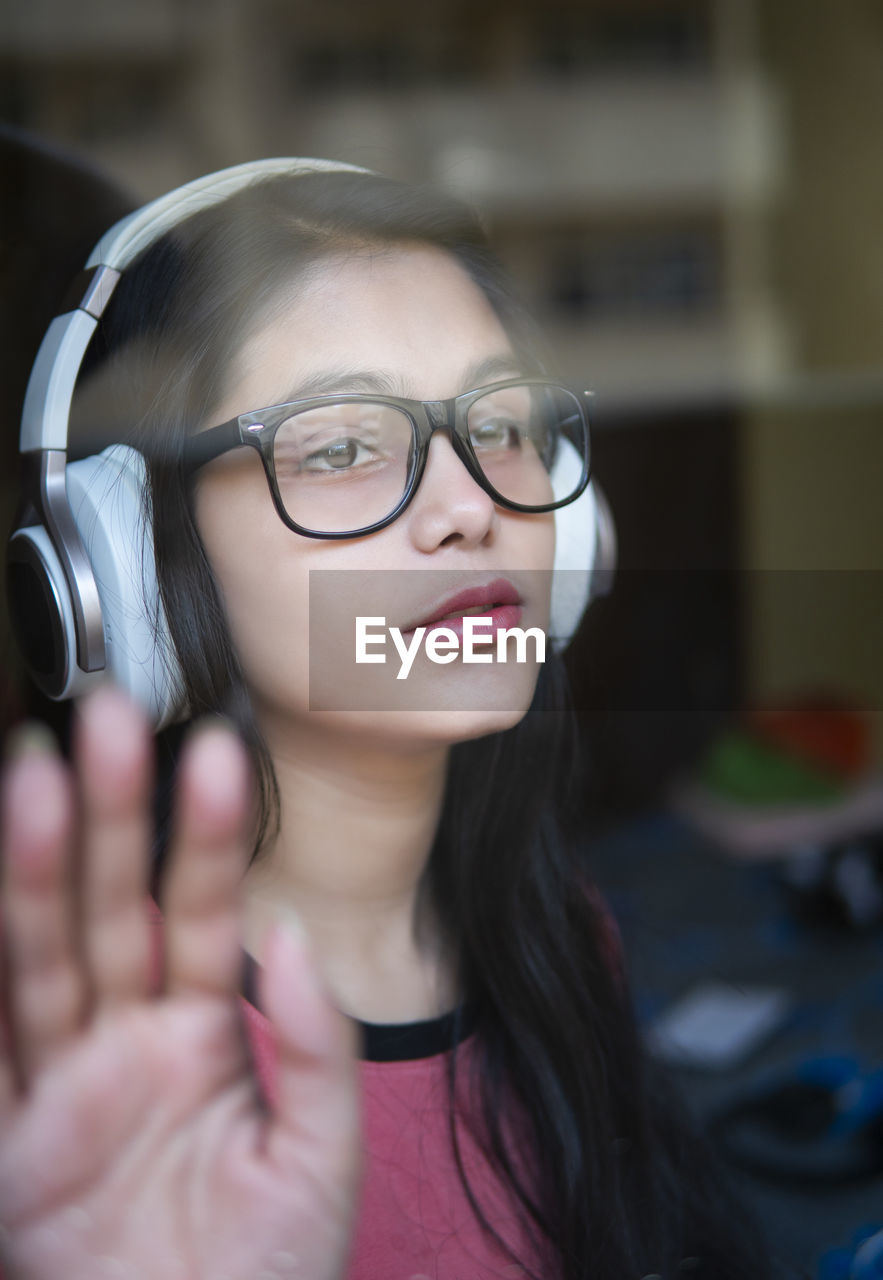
[217,244,516,415]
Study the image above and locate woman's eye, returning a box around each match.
[470,419,522,450]
[306,438,361,470]
[286,437,379,473]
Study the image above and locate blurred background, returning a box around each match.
[1,1,882,1275]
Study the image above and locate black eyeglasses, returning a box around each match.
[183,377,592,539]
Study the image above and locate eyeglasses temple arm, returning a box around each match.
[181,419,246,471]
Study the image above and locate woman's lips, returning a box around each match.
[420,602,523,642]
[402,577,524,642]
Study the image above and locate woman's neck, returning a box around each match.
[240,715,456,1023]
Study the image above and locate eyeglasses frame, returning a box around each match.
[182,376,593,540]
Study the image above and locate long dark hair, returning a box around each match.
[72,169,792,1279]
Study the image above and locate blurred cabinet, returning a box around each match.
[565,404,744,819]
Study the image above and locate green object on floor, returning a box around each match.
[699,731,846,805]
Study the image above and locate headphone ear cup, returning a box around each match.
[550,438,613,650]
[7,522,85,701]
[66,445,185,729]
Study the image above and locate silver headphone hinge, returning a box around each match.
[60,264,121,320]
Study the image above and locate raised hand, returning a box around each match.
[0,685,360,1280]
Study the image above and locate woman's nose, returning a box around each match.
[406,431,498,552]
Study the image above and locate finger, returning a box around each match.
[0,909,16,1110]
[75,685,154,1015]
[162,722,251,1000]
[261,910,361,1195]
[0,728,86,1084]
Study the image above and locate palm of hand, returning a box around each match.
[0,689,359,1280]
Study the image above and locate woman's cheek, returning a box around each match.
[227,572,313,711]
[194,478,314,712]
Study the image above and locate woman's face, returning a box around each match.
[194,244,555,748]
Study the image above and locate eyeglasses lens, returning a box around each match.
[273,403,414,534]
[465,383,584,507]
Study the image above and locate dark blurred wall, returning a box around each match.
[0,126,135,733]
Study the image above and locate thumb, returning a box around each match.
[259,908,361,1182]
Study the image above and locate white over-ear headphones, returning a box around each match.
[8,157,616,730]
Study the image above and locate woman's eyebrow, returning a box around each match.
[277,367,401,401]
[458,353,527,390]
[274,353,527,404]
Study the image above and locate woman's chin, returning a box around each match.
[304,655,542,746]
[311,702,535,749]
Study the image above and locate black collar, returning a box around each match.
[240,948,477,1062]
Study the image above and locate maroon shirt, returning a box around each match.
[150,887,625,1278]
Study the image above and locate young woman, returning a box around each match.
[0,161,784,1280]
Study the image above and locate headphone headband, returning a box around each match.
[21,158,368,455]
[86,157,368,272]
